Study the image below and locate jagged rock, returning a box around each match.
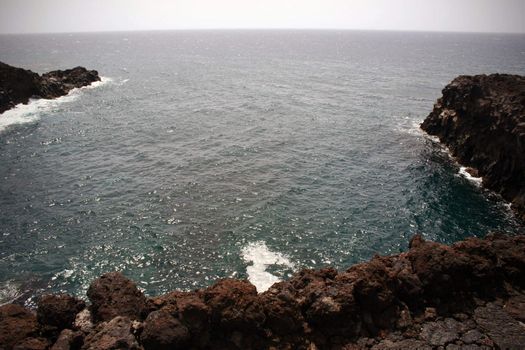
[419,320,460,346]
[0,304,39,350]
[38,67,100,99]
[74,309,93,334]
[474,302,525,350]
[12,338,49,350]
[50,329,83,350]
[260,283,304,335]
[87,272,147,323]
[421,74,525,221]
[37,294,85,334]
[203,279,266,331]
[504,293,525,322]
[81,316,140,350]
[140,310,190,350]
[0,61,100,114]
[461,329,483,344]
[3,233,525,349]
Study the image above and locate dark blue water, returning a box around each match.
[0,30,524,304]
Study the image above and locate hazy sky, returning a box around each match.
[1,0,524,34]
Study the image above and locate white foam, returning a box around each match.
[241,241,294,293]
[458,166,483,186]
[0,76,112,133]
[0,280,22,306]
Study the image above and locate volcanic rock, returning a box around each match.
[0,61,100,114]
[140,310,190,350]
[87,272,148,323]
[421,74,525,221]
[50,329,84,350]
[12,338,49,350]
[0,304,39,350]
[81,316,140,350]
[37,294,85,334]
[2,233,525,349]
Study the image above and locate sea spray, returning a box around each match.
[0,76,112,133]
[241,241,295,292]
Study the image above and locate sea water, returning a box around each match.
[0,30,524,305]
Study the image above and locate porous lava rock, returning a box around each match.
[421,74,525,221]
[37,294,85,335]
[140,310,190,350]
[87,272,148,323]
[1,233,525,349]
[0,61,100,114]
[0,304,39,350]
[49,329,84,350]
[81,316,140,350]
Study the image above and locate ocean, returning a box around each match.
[0,30,524,305]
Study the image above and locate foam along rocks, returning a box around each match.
[0,77,111,133]
[241,241,295,293]
[458,166,483,186]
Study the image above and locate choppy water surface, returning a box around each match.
[0,30,524,304]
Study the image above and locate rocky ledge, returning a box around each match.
[0,61,100,114]
[421,74,525,221]
[1,233,524,349]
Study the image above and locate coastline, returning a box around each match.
[0,61,101,115]
[1,233,524,349]
[421,74,525,222]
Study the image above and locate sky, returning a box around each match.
[0,0,524,34]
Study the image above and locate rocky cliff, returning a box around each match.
[1,233,524,349]
[421,74,525,221]
[0,61,100,114]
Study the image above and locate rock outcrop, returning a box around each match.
[421,74,525,221]
[1,233,524,349]
[0,61,100,114]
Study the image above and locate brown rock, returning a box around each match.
[50,329,83,350]
[203,279,265,331]
[474,302,525,350]
[140,310,190,350]
[87,272,147,323]
[74,309,93,334]
[260,284,304,334]
[81,316,140,350]
[0,304,39,350]
[12,338,49,350]
[37,294,85,333]
[504,292,525,322]
[174,293,210,334]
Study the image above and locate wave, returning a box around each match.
[458,166,483,186]
[241,241,295,293]
[0,76,112,133]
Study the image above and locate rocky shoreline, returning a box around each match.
[0,61,100,114]
[1,233,524,349]
[421,74,525,222]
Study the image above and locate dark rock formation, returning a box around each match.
[49,329,83,350]
[141,310,190,350]
[37,294,85,335]
[1,233,524,349]
[87,272,148,323]
[81,316,140,350]
[0,61,100,114]
[421,74,525,221]
[0,304,39,350]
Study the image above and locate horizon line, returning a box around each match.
[1,27,524,36]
